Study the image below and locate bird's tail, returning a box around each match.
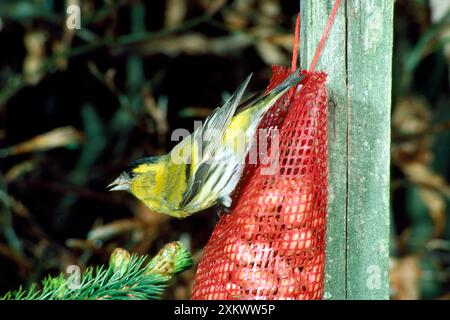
[266,68,304,99]
[236,68,305,114]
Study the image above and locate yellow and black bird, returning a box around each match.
[108,70,304,218]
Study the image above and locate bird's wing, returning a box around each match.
[177,69,304,209]
[179,74,252,207]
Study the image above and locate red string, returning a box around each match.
[286,14,301,104]
[309,0,342,72]
[291,14,300,72]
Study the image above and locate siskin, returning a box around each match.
[108,70,304,218]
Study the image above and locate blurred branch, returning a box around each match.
[0,74,25,108]
[51,13,213,61]
[405,8,450,73]
[393,119,450,142]
[0,1,61,24]
[0,13,214,111]
[0,243,31,279]
[0,0,129,26]
[87,218,142,242]
[0,126,83,159]
[392,176,450,201]
[0,174,24,256]
[119,13,212,46]
[12,179,132,207]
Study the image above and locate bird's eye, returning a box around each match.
[127,170,137,179]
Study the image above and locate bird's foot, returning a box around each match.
[216,196,233,219]
[219,195,232,208]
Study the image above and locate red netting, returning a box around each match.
[191,1,341,299]
[191,68,328,300]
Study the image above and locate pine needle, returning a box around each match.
[1,241,193,300]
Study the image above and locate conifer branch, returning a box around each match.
[2,241,193,300]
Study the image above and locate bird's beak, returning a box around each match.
[107,172,130,192]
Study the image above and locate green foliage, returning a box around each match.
[1,242,193,300]
[145,241,194,279]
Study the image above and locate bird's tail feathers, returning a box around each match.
[270,68,304,97]
[236,68,304,114]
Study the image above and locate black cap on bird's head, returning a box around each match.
[107,156,161,192]
[126,156,160,170]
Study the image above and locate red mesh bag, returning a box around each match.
[191,3,340,300]
[191,67,327,300]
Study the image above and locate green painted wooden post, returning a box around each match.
[300,0,393,299]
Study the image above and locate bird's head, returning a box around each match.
[108,156,165,200]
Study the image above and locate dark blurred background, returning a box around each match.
[0,0,449,299]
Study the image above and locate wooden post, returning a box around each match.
[300,0,393,299]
